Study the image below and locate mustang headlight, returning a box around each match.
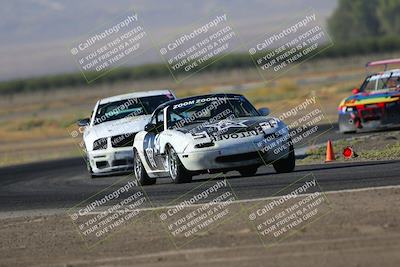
[93,138,108,150]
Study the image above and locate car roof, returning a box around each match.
[155,93,244,110]
[99,89,173,104]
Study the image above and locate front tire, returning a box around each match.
[133,148,156,186]
[86,158,96,179]
[273,144,295,173]
[167,147,192,184]
[238,166,258,177]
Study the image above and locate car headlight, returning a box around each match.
[340,106,355,112]
[93,138,108,150]
[260,118,279,130]
[194,142,215,148]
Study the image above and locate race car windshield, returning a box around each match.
[361,72,400,92]
[94,95,171,125]
[167,96,259,129]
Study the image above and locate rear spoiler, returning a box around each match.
[366,58,400,71]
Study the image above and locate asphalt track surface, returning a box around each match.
[1,123,399,212]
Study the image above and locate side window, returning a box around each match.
[157,109,164,124]
[150,112,157,124]
[150,109,164,132]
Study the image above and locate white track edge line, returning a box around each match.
[84,184,400,214]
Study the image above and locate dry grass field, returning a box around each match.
[1,52,400,166]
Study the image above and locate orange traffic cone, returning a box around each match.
[325,139,336,162]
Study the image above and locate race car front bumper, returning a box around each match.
[339,101,400,132]
[178,139,291,172]
[88,147,133,174]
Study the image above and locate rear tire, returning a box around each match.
[238,166,258,177]
[133,148,156,186]
[167,147,192,184]
[273,144,295,173]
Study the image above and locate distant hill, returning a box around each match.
[0,0,336,80]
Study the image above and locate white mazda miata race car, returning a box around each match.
[132,94,295,185]
[77,90,176,177]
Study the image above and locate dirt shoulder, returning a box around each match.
[1,187,399,267]
[299,129,400,164]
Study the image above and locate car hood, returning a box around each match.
[84,115,151,140]
[342,90,400,106]
[175,116,283,140]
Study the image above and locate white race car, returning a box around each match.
[132,94,295,185]
[77,90,176,177]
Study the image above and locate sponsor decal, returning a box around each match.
[143,133,160,169]
[172,97,231,109]
[145,147,157,168]
[190,119,282,142]
[192,131,210,140]
[259,119,279,132]
[209,128,264,142]
[204,119,248,132]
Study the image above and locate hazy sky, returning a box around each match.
[0,0,336,80]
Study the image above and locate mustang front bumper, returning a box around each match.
[88,147,133,174]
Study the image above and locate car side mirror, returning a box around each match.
[352,88,360,95]
[77,118,90,126]
[144,123,157,132]
[258,107,270,116]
